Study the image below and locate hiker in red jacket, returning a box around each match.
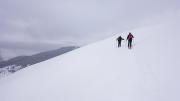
[126,32,134,49]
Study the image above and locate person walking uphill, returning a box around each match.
[117,36,124,47]
[126,32,134,49]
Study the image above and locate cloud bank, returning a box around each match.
[0,0,179,59]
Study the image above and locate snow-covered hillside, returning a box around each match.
[0,21,180,101]
[0,46,77,78]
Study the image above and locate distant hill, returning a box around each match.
[0,46,78,75]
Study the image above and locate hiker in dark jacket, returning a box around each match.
[117,36,124,47]
[126,32,134,49]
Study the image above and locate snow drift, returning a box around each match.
[0,21,180,101]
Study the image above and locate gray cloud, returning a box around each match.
[0,0,180,59]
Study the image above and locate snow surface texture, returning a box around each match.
[0,21,180,101]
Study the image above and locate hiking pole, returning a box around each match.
[116,40,118,48]
[125,40,127,48]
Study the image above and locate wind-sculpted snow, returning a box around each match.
[0,21,180,101]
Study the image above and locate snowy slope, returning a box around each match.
[0,21,180,101]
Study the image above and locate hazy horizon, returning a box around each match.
[0,0,180,60]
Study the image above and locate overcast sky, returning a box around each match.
[0,0,180,60]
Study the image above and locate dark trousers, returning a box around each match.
[118,41,122,47]
[128,40,132,49]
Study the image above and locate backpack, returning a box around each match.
[128,35,134,39]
